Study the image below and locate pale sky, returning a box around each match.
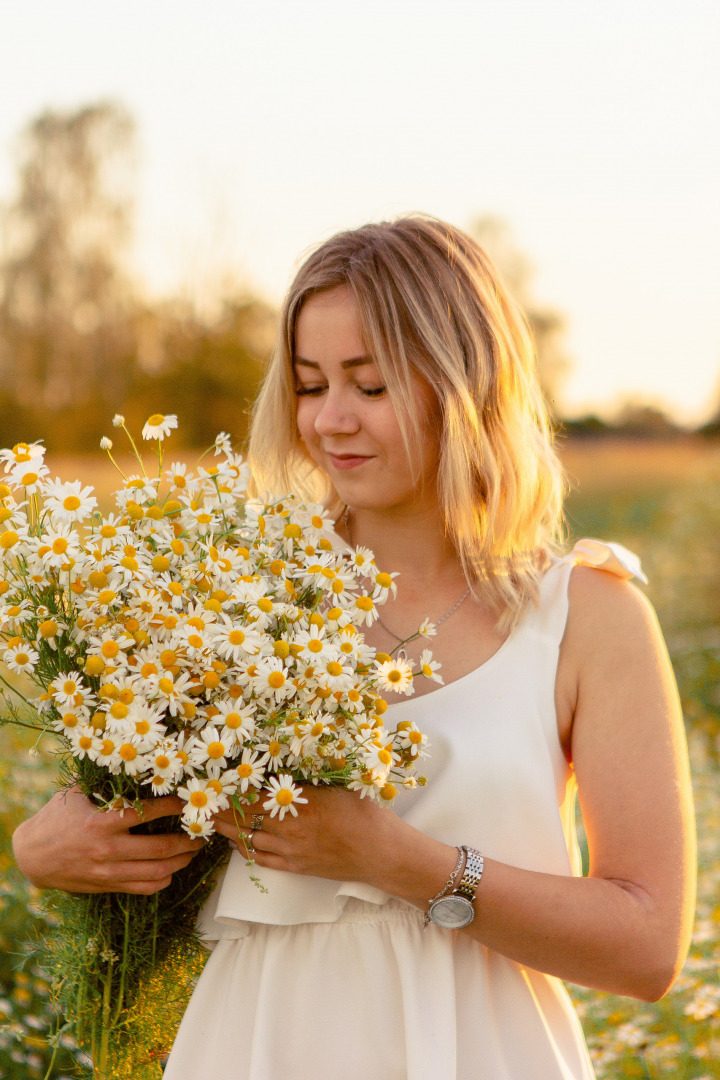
[1,0,719,424]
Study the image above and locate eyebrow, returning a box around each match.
[293,356,374,370]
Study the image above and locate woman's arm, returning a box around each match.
[12,788,202,894]
[215,569,696,1001]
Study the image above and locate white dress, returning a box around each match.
[164,541,644,1080]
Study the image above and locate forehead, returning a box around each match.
[294,287,367,363]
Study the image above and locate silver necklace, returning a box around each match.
[343,507,471,647]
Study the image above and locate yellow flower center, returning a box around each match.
[101,640,120,658]
[276,788,294,806]
[148,413,165,426]
[119,744,137,761]
[388,669,403,683]
[257,598,273,614]
[237,763,253,778]
[156,755,170,769]
[207,741,225,759]
[63,495,82,511]
[158,677,175,694]
[190,790,208,808]
[308,639,323,653]
[267,671,285,689]
[228,630,245,645]
[52,538,68,555]
[326,661,343,677]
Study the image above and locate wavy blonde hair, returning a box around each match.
[249,214,565,627]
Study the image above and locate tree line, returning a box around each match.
[0,102,712,454]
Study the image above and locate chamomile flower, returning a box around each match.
[142,413,178,441]
[418,650,443,684]
[3,642,39,674]
[178,777,221,821]
[44,480,98,525]
[214,432,232,455]
[263,774,308,820]
[214,699,256,744]
[211,617,264,662]
[50,671,95,708]
[373,657,414,696]
[0,440,45,471]
[9,459,50,494]
[195,726,235,768]
[231,748,269,793]
[251,657,297,702]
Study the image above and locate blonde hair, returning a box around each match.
[249,214,565,627]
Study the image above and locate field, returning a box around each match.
[1,438,719,1078]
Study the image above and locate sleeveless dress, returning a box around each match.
[164,540,645,1080]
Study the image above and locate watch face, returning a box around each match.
[429,895,475,929]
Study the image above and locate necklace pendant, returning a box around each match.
[396,648,408,661]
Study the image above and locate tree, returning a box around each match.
[0,102,137,412]
[469,216,570,414]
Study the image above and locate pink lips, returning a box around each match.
[327,453,373,471]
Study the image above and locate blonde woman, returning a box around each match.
[14,217,695,1079]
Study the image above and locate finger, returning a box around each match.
[110,833,203,862]
[103,795,186,830]
[93,849,199,886]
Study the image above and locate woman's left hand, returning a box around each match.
[213,785,423,889]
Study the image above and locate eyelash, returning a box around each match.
[295,385,386,398]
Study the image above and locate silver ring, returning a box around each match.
[251,814,264,830]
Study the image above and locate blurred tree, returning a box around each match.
[469,216,570,415]
[0,102,138,413]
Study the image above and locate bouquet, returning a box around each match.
[0,415,436,1078]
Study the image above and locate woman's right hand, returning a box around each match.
[11,787,203,894]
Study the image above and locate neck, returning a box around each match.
[343,503,463,592]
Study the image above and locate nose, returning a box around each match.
[312,387,360,438]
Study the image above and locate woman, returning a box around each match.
[13,216,695,1079]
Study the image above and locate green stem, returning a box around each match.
[121,423,149,479]
[96,957,115,1080]
[0,670,35,707]
[111,901,131,1026]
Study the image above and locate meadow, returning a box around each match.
[1,438,719,1078]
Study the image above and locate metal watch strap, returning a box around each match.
[455,846,484,902]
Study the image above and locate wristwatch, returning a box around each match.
[427,847,484,929]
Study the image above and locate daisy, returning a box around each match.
[251,657,297,702]
[142,413,178,441]
[231,748,269,794]
[263,774,308,820]
[87,734,121,769]
[177,777,221,821]
[44,480,98,525]
[418,649,443,684]
[373,657,414,696]
[211,617,264,662]
[256,735,289,771]
[184,818,216,838]
[0,440,45,471]
[116,740,151,777]
[214,700,256,744]
[50,671,95,709]
[195,726,235,768]
[3,642,39,675]
[67,725,98,760]
[9,459,50,494]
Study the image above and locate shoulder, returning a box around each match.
[556,565,668,755]
[565,565,660,650]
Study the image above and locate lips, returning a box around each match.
[326,453,373,471]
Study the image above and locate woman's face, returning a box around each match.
[293,286,440,516]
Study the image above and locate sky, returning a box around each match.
[1,0,719,424]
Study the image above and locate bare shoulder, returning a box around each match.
[556,565,669,754]
[564,564,660,646]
